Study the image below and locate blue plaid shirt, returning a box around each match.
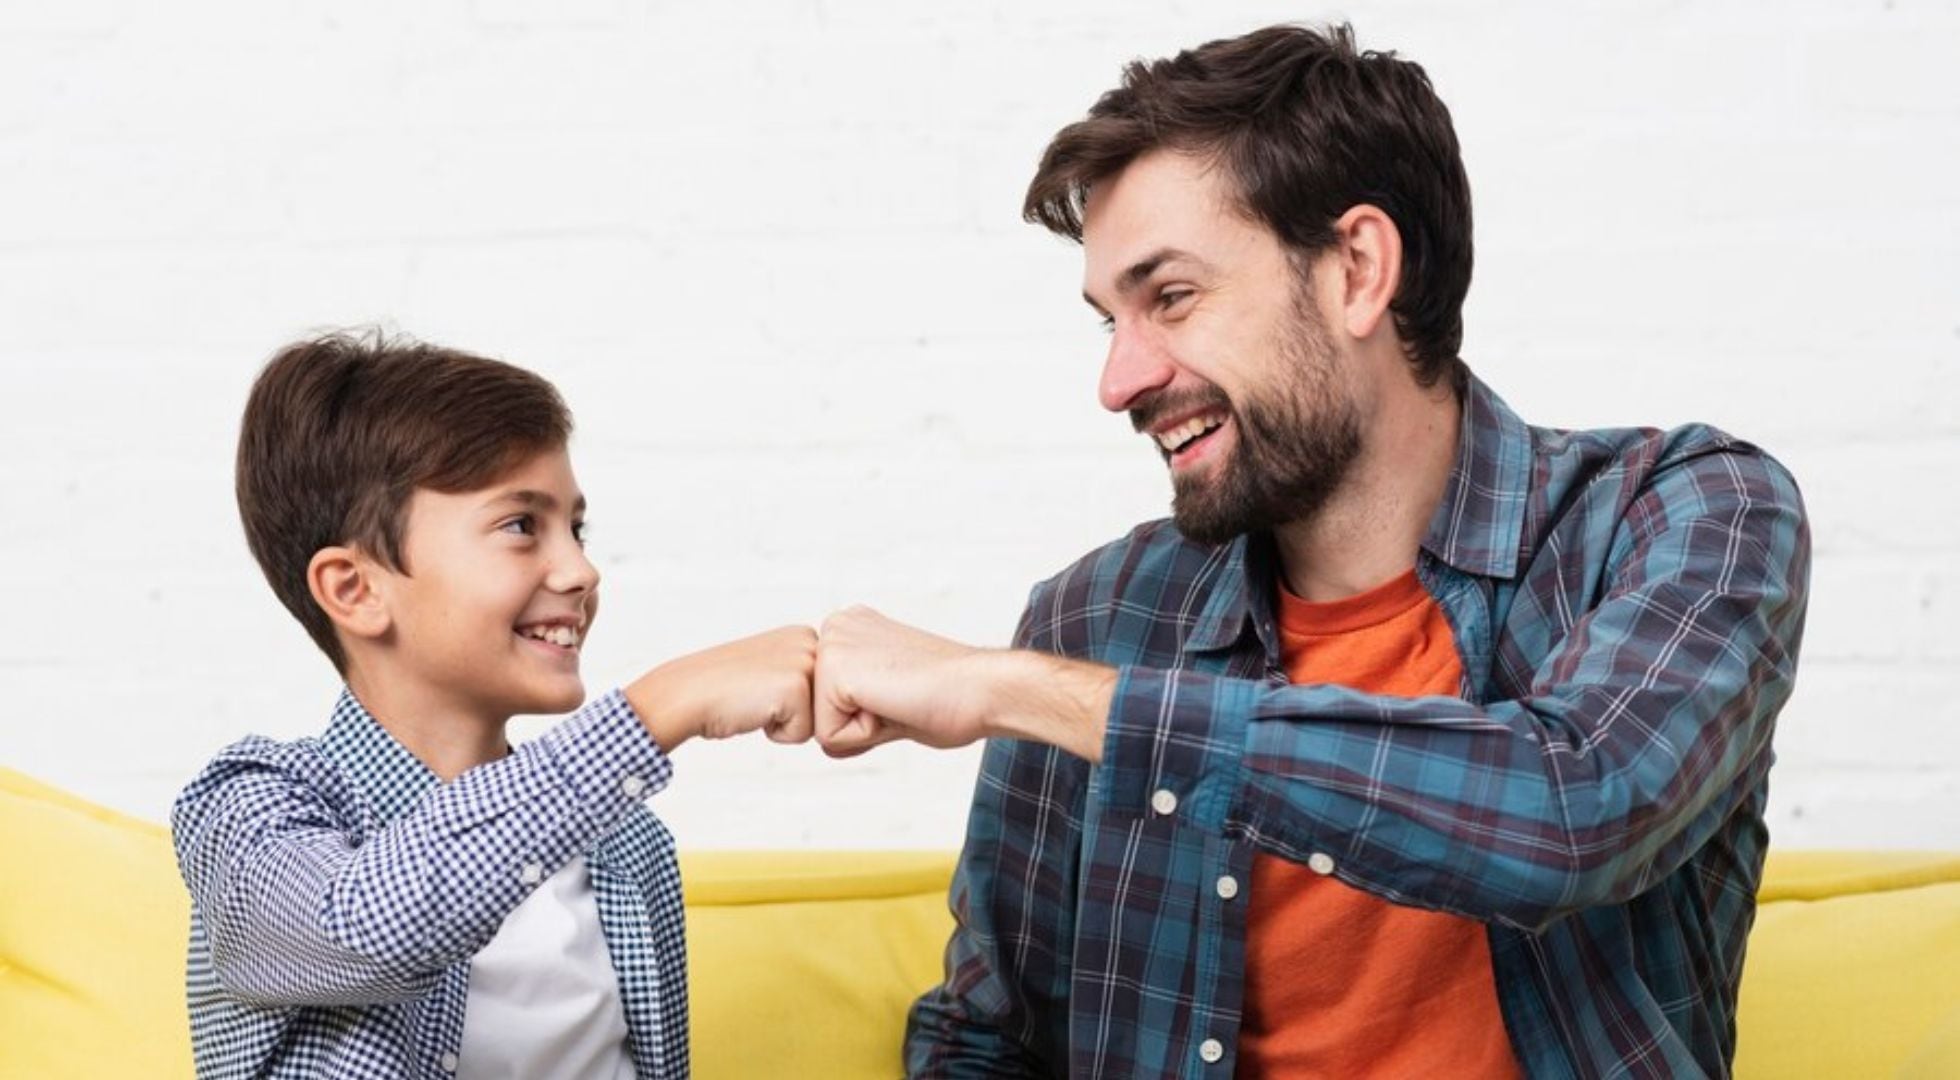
[907,375,1811,1079]
[172,688,688,1079]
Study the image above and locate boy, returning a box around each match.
[172,331,815,1079]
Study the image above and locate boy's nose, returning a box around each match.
[551,544,601,594]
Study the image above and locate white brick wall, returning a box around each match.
[3,0,1955,851]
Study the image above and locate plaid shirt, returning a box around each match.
[172,688,688,1079]
[907,375,1810,1079]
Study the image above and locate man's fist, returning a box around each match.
[813,606,990,757]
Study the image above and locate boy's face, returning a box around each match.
[378,445,599,724]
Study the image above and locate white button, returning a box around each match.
[1199,1038,1224,1063]
[440,1052,459,1072]
[1307,852,1336,876]
[1215,875,1239,900]
[1150,789,1179,816]
[519,861,544,885]
[622,775,648,798]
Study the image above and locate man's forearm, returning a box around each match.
[975,650,1118,762]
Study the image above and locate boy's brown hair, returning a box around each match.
[236,330,572,672]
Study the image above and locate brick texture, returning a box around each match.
[2,1,1955,849]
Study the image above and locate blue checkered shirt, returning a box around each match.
[907,375,1811,1079]
[172,688,688,1079]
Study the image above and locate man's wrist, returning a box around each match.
[978,650,1117,762]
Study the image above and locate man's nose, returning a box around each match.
[1097,323,1177,414]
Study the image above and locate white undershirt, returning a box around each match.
[456,856,638,1080]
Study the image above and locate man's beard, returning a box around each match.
[1135,300,1363,546]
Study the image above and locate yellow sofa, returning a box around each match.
[4,764,1957,1078]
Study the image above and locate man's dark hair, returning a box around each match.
[1025,23,1472,391]
[235,330,572,672]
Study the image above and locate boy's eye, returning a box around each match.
[499,514,536,537]
[572,520,589,546]
[1097,313,1115,333]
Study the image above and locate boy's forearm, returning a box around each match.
[622,625,821,751]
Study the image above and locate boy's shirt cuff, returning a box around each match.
[536,687,674,814]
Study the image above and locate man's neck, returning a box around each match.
[342,662,509,782]
[1273,378,1460,602]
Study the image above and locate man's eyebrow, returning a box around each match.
[1083,247,1209,311]
[486,490,586,514]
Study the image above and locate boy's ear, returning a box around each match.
[307,545,393,642]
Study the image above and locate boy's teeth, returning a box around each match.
[523,625,579,647]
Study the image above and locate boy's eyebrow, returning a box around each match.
[488,490,587,514]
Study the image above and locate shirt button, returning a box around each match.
[1215,875,1239,900]
[622,775,648,798]
[440,1052,459,1072]
[1307,852,1336,876]
[1199,1038,1225,1063]
[520,861,544,885]
[1150,789,1179,816]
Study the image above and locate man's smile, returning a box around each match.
[1145,407,1232,471]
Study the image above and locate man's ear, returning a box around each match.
[307,545,392,643]
[1332,203,1403,341]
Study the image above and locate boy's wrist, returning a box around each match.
[623,665,697,753]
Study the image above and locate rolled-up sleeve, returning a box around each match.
[172,689,671,1006]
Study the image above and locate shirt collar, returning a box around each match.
[1420,372,1530,581]
[1182,370,1531,655]
[317,687,442,826]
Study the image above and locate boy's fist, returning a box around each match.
[626,626,818,751]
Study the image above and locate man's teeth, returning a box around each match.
[521,625,580,648]
[1156,415,1224,453]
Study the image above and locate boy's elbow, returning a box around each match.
[209,942,437,1008]
[202,903,439,1009]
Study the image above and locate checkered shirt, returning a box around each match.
[906,374,1812,1079]
[172,688,688,1079]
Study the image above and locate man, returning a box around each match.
[813,23,1809,1079]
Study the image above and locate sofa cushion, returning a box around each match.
[4,764,1957,1078]
[1734,850,1960,1078]
[680,850,954,1077]
[0,766,195,1079]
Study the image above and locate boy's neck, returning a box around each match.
[343,663,510,782]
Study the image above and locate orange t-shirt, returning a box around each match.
[1235,569,1519,1079]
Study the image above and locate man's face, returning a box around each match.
[379,445,600,723]
[1080,150,1365,544]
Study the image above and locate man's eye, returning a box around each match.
[499,515,536,537]
[1158,289,1193,312]
[1098,314,1115,333]
[572,520,590,546]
